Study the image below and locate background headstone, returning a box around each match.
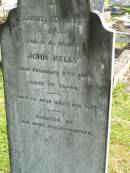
[90,0,104,12]
[1,0,113,173]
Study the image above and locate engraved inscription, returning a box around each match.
[15,0,94,138]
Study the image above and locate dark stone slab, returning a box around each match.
[116,33,130,43]
[1,0,113,173]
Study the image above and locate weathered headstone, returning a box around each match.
[1,0,113,173]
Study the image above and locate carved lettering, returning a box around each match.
[28,53,48,61]
[53,55,78,64]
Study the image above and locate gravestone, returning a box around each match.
[90,0,104,12]
[1,0,113,173]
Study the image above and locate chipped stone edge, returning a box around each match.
[89,6,115,173]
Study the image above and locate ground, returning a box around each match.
[108,80,130,172]
[0,69,10,173]
[0,69,130,173]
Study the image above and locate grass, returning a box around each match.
[115,42,128,49]
[0,70,130,173]
[0,69,10,173]
[124,8,130,14]
[108,82,130,173]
